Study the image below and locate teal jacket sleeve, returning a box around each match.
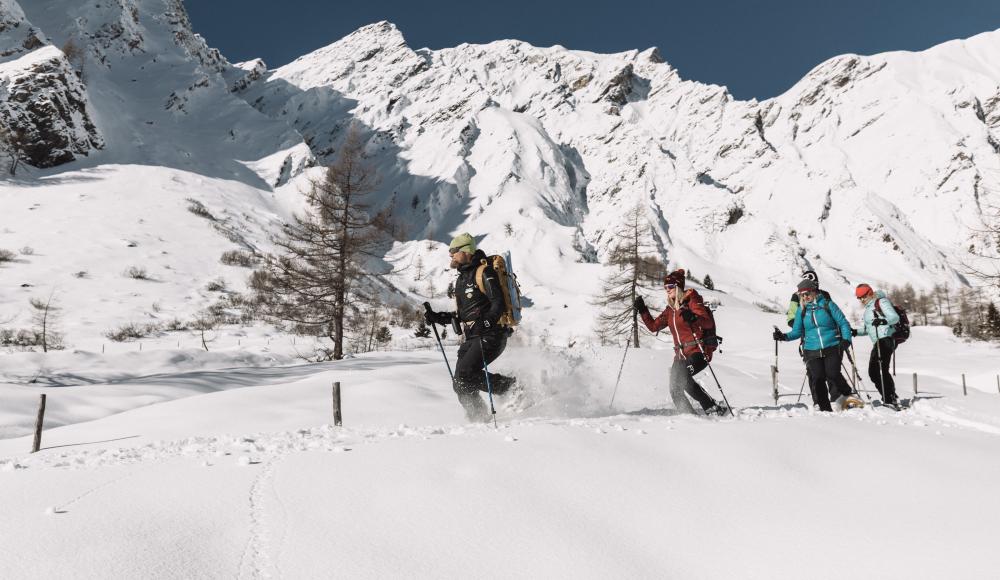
[830,301,852,342]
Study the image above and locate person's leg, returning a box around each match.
[877,339,897,403]
[825,351,853,401]
[452,339,490,421]
[806,357,832,412]
[682,354,716,410]
[868,343,884,399]
[475,334,514,395]
[669,359,697,414]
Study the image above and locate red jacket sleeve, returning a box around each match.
[640,307,671,333]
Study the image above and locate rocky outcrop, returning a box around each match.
[0,45,103,167]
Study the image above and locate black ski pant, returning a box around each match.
[669,354,716,413]
[453,333,515,421]
[804,347,853,412]
[868,338,897,404]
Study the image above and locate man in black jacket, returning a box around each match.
[425,233,516,422]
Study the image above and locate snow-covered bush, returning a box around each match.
[186,199,216,221]
[0,249,15,263]
[124,265,150,280]
[206,278,227,292]
[219,249,259,267]
[105,322,161,342]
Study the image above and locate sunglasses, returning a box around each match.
[448,248,462,255]
[798,290,815,296]
[664,283,677,289]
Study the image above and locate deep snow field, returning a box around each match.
[3,285,1000,580]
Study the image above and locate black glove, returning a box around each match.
[851,328,860,337]
[772,328,785,342]
[872,318,887,327]
[633,296,647,312]
[424,309,453,326]
[681,309,697,324]
[841,339,852,350]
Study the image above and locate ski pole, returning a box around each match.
[844,344,872,401]
[609,337,632,408]
[479,337,498,428]
[772,338,779,406]
[693,341,734,417]
[423,302,454,382]
[795,373,808,404]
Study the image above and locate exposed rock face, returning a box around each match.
[0,45,103,167]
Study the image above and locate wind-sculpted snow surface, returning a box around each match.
[3,321,1000,579]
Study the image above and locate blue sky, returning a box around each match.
[186,0,1000,100]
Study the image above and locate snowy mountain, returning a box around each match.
[2,2,1000,342]
[238,22,1000,307]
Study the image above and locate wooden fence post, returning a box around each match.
[31,394,47,453]
[962,374,967,396]
[332,382,342,427]
[996,375,999,395]
[912,372,918,396]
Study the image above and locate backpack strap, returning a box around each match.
[475,260,488,294]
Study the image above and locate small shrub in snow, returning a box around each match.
[105,322,161,342]
[124,266,149,280]
[72,270,88,279]
[19,246,34,256]
[186,198,216,221]
[219,249,259,267]
[206,278,227,292]
[0,249,15,263]
[164,318,188,331]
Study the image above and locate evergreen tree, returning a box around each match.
[251,127,388,360]
[414,322,431,338]
[702,275,715,291]
[593,205,662,347]
[986,303,1000,338]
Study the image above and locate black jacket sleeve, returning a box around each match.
[480,266,506,326]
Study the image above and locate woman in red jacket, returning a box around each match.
[634,269,727,416]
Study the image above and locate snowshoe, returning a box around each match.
[704,401,730,417]
[836,394,865,410]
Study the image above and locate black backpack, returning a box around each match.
[875,298,910,345]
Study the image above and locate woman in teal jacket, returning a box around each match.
[773,278,856,411]
[851,283,900,406]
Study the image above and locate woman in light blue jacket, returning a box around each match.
[773,278,857,411]
[851,284,900,407]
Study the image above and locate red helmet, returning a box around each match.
[855,284,873,299]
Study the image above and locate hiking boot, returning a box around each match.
[704,402,729,417]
